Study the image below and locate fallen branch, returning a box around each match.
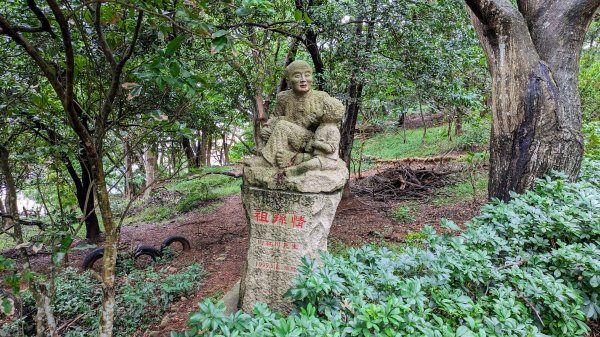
[0,212,46,230]
[352,165,457,201]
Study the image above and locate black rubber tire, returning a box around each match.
[82,247,104,270]
[133,245,162,263]
[160,235,191,253]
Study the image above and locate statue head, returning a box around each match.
[285,60,313,94]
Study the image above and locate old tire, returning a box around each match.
[82,247,104,270]
[133,245,162,264]
[160,235,191,253]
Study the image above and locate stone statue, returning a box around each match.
[242,60,349,193]
[238,61,349,314]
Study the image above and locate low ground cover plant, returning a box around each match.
[2,261,204,337]
[177,159,600,337]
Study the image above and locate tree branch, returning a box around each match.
[0,16,65,101]
[97,11,144,139]
[93,2,117,69]
[27,0,56,38]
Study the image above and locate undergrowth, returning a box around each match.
[176,158,600,337]
[2,262,204,337]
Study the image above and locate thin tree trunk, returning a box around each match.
[455,107,463,135]
[419,100,427,145]
[278,38,299,92]
[123,137,134,199]
[222,133,230,165]
[143,144,157,198]
[0,145,58,337]
[181,137,196,168]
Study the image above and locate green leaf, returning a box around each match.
[294,9,303,21]
[151,109,169,121]
[211,36,228,54]
[303,12,313,24]
[591,275,599,288]
[169,60,181,77]
[165,35,186,56]
[440,218,461,231]
[456,326,474,337]
[235,7,251,17]
[52,252,66,265]
[211,30,229,38]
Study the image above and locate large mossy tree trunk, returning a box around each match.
[465,0,599,201]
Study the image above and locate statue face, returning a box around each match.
[289,68,312,93]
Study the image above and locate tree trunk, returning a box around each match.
[143,144,157,199]
[181,137,197,168]
[222,133,230,165]
[455,107,463,135]
[464,0,597,201]
[30,120,101,239]
[304,30,325,91]
[339,19,374,166]
[123,137,134,199]
[0,145,58,337]
[278,38,299,92]
[78,155,101,240]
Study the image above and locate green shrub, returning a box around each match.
[11,263,204,337]
[177,159,600,337]
[391,206,415,224]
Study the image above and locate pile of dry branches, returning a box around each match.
[351,165,456,201]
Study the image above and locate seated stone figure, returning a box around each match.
[242,60,349,193]
[252,60,330,168]
[284,96,344,176]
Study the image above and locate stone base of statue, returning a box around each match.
[243,160,348,193]
[238,185,343,313]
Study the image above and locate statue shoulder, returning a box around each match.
[275,90,293,101]
[312,90,331,100]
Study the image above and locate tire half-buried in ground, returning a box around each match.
[160,235,191,253]
[133,245,162,268]
[82,247,105,270]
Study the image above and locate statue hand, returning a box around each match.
[260,127,272,141]
[304,139,314,153]
[275,150,287,167]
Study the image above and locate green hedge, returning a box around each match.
[175,159,600,337]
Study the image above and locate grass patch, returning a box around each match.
[357,121,490,162]
[175,179,241,213]
[122,167,241,225]
[432,172,488,205]
[123,206,175,225]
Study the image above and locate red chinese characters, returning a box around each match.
[291,215,305,229]
[253,210,307,229]
[254,210,269,223]
[272,213,287,225]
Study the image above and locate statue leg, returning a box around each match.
[284,158,321,176]
[261,121,313,167]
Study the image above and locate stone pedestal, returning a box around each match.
[238,186,342,313]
